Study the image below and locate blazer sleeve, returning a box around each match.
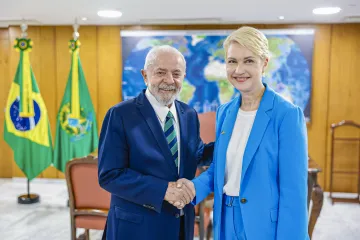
[191,162,215,205]
[276,106,309,240]
[98,107,168,213]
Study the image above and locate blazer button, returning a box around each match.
[175,213,180,218]
[240,198,247,204]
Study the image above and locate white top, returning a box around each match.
[223,108,257,196]
[145,89,181,173]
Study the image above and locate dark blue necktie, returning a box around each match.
[164,111,178,167]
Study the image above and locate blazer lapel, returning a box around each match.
[176,101,187,178]
[216,97,241,192]
[241,85,275,183]
[136,91,178,177]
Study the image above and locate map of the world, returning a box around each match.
[121,29,314,121]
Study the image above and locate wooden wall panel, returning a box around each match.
[326,24,360,192]
[0,28,12,178]
[38,26,58,178]
[79,26,98,123]
[54,26,73,179]
[306,25,332,191]
[97,26,121,132]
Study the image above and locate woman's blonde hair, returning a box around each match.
[223,26,270,60]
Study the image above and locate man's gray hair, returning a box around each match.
[143,45,186,71]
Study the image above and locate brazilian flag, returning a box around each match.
[53,39,98,172]
[4,38,53,180]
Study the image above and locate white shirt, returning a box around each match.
[223,108,257,196]
[145,89,181,173]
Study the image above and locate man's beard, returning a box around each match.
[149,82,181,106]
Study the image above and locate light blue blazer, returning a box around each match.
[192,84,309,240]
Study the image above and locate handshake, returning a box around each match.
[164,178,196,209]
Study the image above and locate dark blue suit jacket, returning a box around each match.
[98,90,213,240]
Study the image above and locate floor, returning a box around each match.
[0,178,359,240]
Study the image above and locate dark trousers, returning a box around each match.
[179,216,185,240]
[102,216,185,240]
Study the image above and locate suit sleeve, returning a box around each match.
[276,106,309,239]
[98,107,168,213]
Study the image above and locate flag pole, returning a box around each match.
[18,179,40,204]
[27,178,30,198]
[16,22,40,205]
[73,18,80,41]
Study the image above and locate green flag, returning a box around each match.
[4,38,53,180]
[53,39,98,172]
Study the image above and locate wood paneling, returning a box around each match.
[326,24,360,192]
[39,26,58,178]
[0,23,359,194]
[97,26,121,130]
[0,28,12,178]
[54,26,73,179]
[79,26,98,122]
[306,25,332,192]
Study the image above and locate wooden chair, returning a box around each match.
[194,168,213,240]
[329,120,360,204]
[198,111,216,144]
[65,155,111,240]
[195,111,216,240]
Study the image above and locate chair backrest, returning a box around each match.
[198,111,216,143]
[66,155,110,211]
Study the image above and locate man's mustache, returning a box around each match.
[158,84,177,91]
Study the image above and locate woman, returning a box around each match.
[191,26,309,240]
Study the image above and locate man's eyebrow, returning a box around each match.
[155,68,167,71]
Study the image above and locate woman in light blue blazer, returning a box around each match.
[191,27,309,240]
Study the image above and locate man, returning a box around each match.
[98,45,214,240]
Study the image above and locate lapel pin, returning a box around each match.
[221,131,225,135]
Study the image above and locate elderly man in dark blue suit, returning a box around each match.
[98,45,213,240]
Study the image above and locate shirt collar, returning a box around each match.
[145,88,177,123]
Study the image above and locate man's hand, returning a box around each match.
[165,182,191,209]
[176,178,195,202]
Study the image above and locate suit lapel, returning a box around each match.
[240,111,270,182]
[176,101,187,178]
[136,91,178,177]
[216,97,241,192]
[241,85,275,183]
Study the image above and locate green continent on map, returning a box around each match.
[265,37,294,78]
[218,78,234,104]
[179,80,195,103]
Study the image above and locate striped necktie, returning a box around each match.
[164,111,178,167]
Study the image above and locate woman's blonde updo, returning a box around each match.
[223,26,270,60]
